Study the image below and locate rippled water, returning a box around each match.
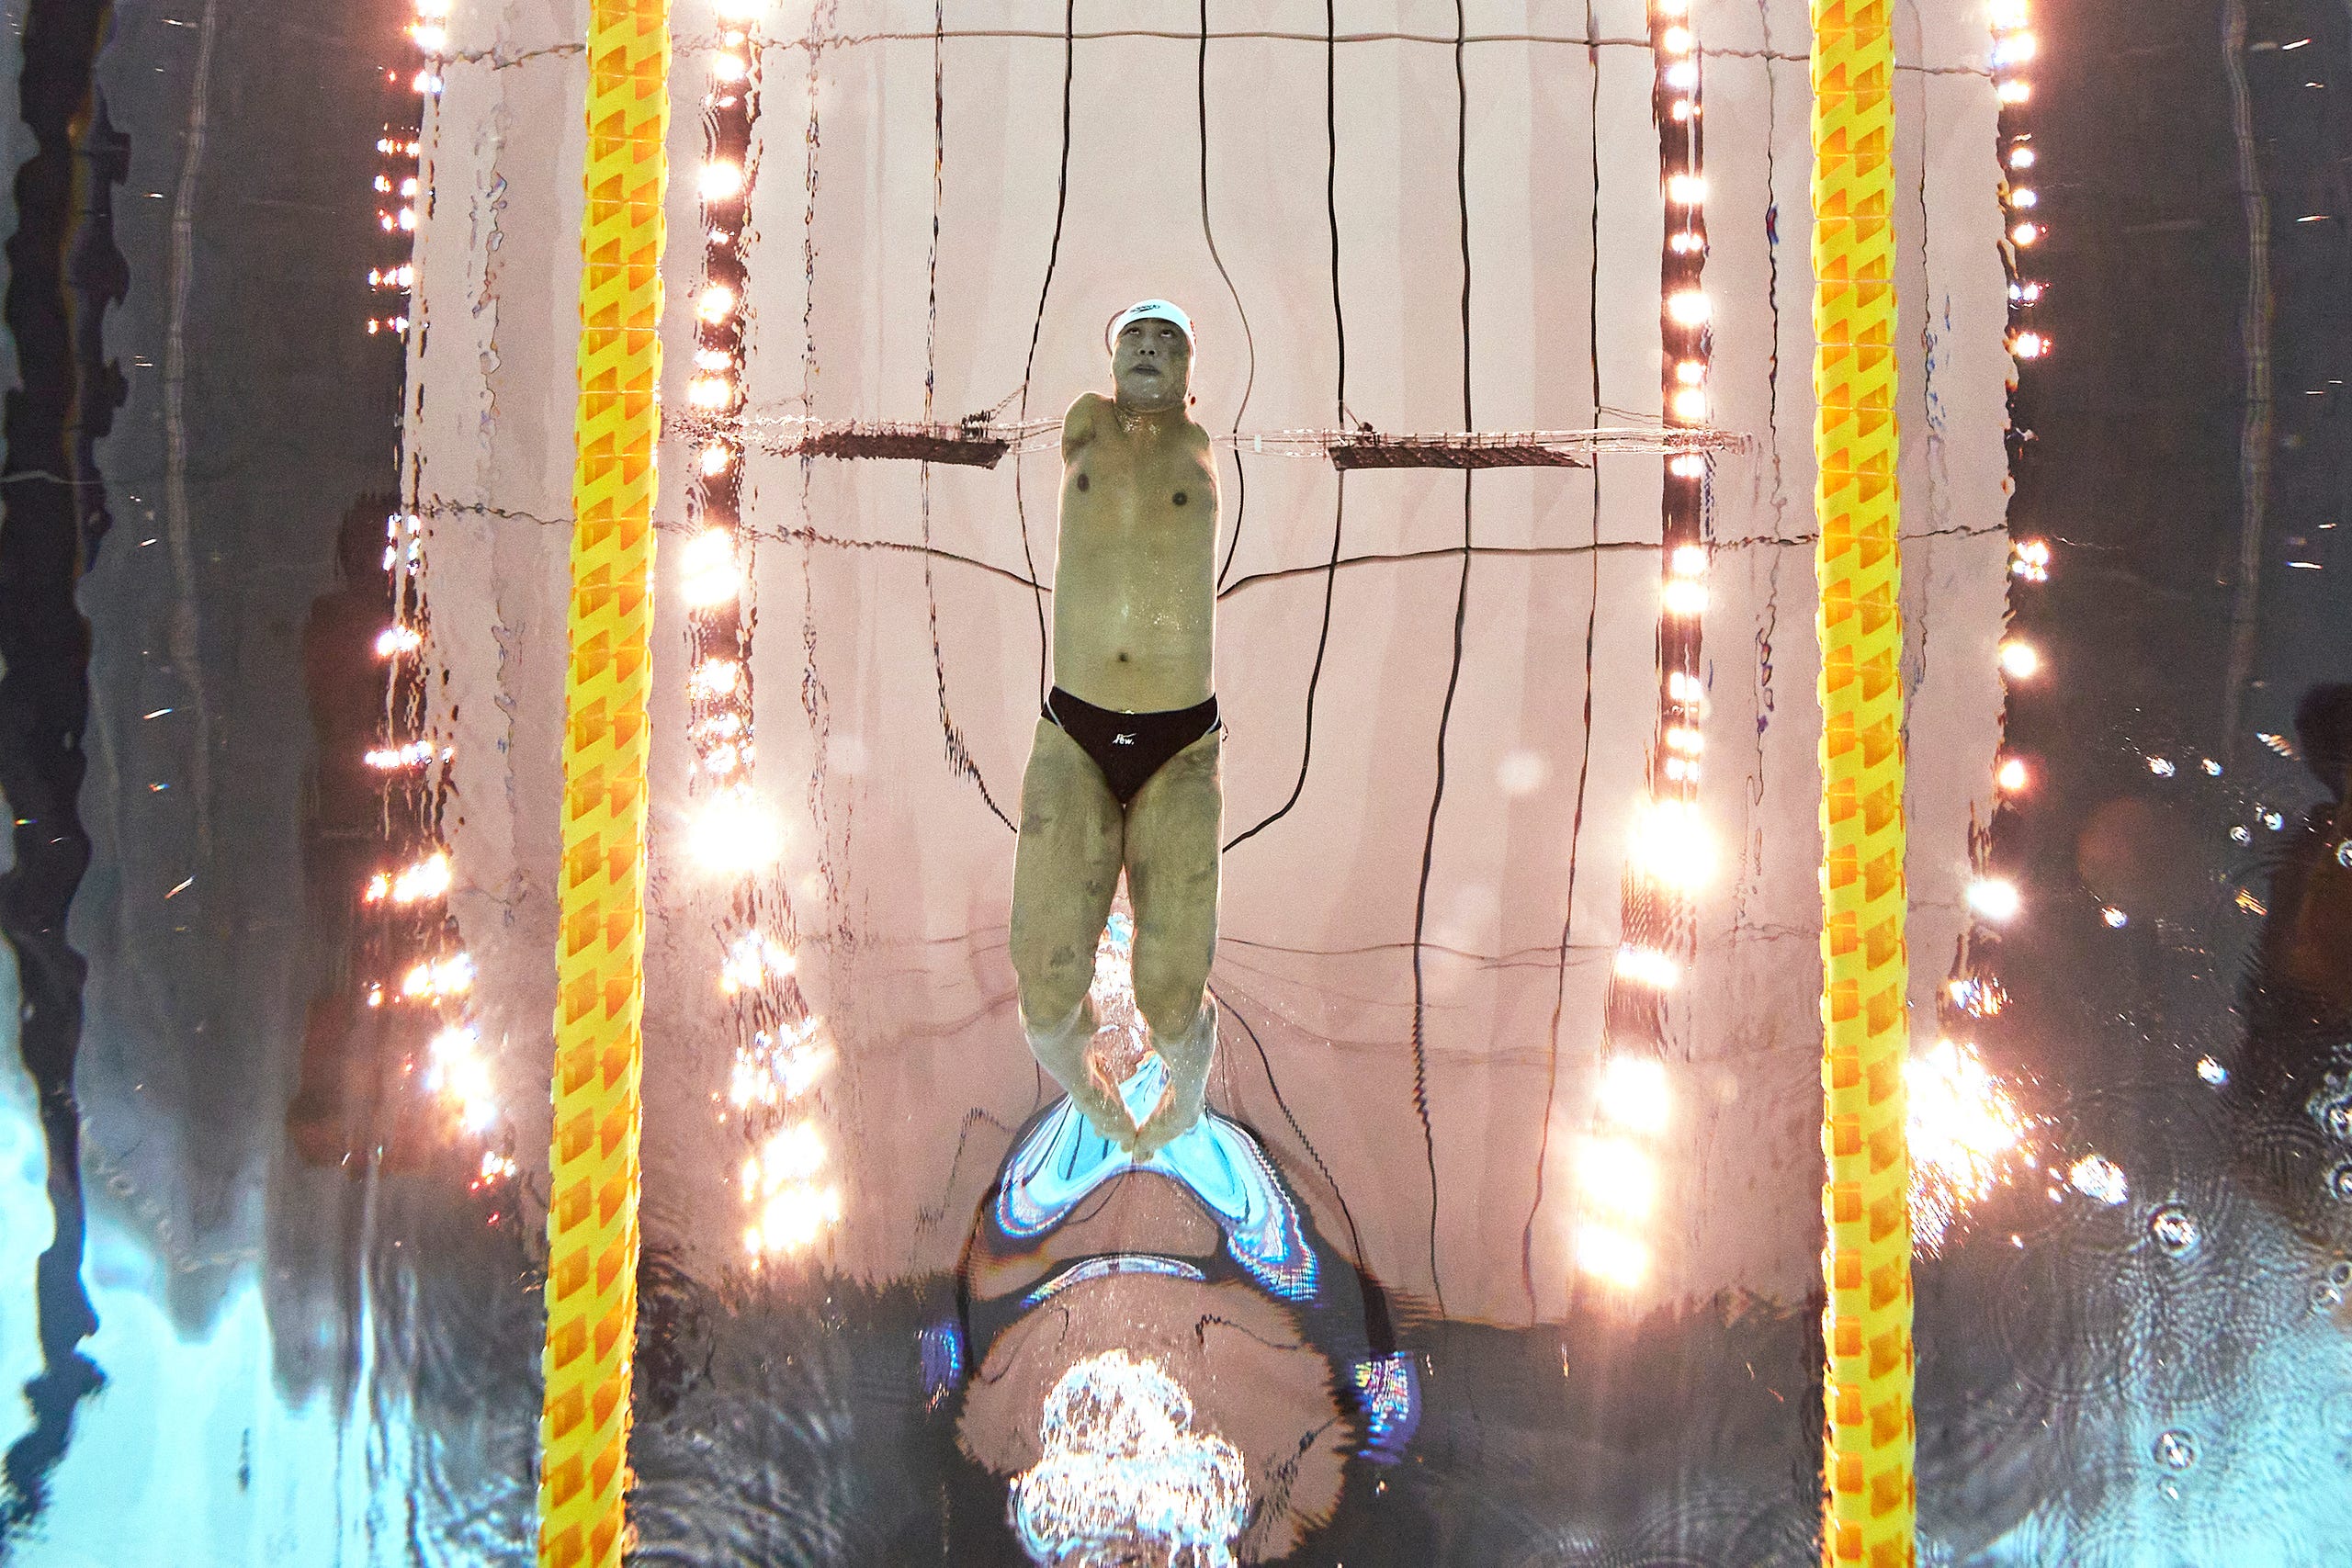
[2,1,2349,1565]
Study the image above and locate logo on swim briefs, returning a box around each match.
[1113,732,1137,746]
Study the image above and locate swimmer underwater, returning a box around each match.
[1008,299,1226,1158]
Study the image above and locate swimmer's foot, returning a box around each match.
[1130,1000,1216,1160]
[1023,995,1138,1150]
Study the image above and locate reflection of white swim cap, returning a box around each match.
[1107,299,1195,354]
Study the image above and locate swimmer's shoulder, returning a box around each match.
[1062,391,1108,457]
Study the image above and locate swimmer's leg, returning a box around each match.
[1010,716,1132,1144]
[1124,726,1223,1155]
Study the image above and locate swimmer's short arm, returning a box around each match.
[1062,391,1105,462]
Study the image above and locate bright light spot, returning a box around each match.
[1948,976,2007,1016]
[1966,877,2021,922]
[1666,172,1705,204]
[696,283,738,322]
[1664,60,1698,89]
[700,442,735,476]
[1674,360,1705,386]
[1628,795,1713,891]
[368,852,452,906]
[2147,755,2176,777]
[1993,31,2037,65]
[2010,186,2039,209]
[1989,0,2030,28]
[687,375,735,411]
[747,1182,842,1256]
[1670,387,1709,422]
[2009,145,2037,168]
[1663,578,1709,615]
[689,659,742,700]
[699,161,746,200]
[681,527,741,608]
[1666,289,1711,326]
[2196,1056,2229,1086]
[689,787,780,872]
[1670,544,1708,577]
[1596,1055,1671,1135]
[1660,25,1694,54]
[1664,725,1703,756]
[2011,220,2039,244]
[2067,1152,2129,1207]
[2011,331,2047,359]
[1906,1038,2029,1252]
[720,931,796,993]
[1668,97,1693,121]
[2101,906,2129,928]
[2011,537,2051,579]
[712,52,749,83]
[376,624,422,657]
[1613,945,1681,989]
[1997,78,2032,105]
[1998,638,2041,678]
[1496,749,1549,797]
[401,952,476,999]
[1668,670,1705,705]
[411,23,447,52]
[1575,1223,1651,1287]
[1576,1137,1657,1219]
[752,1122,827,1187]
[1668,454,1706,478]
[1996,755,2030,792]
[1668,231,1704,254]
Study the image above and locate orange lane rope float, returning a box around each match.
[1811,0,1916,1562]
[537,3,669,1565]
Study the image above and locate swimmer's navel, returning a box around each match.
[1076,472,1090,491]
[1172,490,1188,506]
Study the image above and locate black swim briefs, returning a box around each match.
[1043,686,1222,807]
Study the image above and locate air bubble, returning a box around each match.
[2332,1163,2352,1203]
[2148,1203,2199,1257]
[2310,1073,2352,1142]
[2338,839,2352,869]
[2153,1429,2198,1470]
[2230,825,2252,845]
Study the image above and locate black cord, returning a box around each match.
[1200,0,1260,592]
[1403,0,1473,1315]
[1224,2,1348,854]
[917,5,1013,832]
[1012,1,1077,709]
[1521,3,1610,1314]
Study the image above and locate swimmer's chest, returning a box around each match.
[1060,435,1219,559]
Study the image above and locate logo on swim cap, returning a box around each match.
[1107,299,1195,353]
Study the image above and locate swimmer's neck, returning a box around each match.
[1108,390,1186,428]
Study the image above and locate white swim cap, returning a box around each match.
[1106,299,1195,354]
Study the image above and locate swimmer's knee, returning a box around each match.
[1133,960,1209,1042]
[1012,936,1094,1029]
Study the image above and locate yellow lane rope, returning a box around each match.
[1810,0,1915,1562]
[537,3,670,1564]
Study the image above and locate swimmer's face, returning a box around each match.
[1111,317,1192,412]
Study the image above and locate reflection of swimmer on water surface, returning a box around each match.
[2228,683,2352,1132]
[286,497,436,1171]
[929,951,1417,1563]
[1011,300,1224,1160]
